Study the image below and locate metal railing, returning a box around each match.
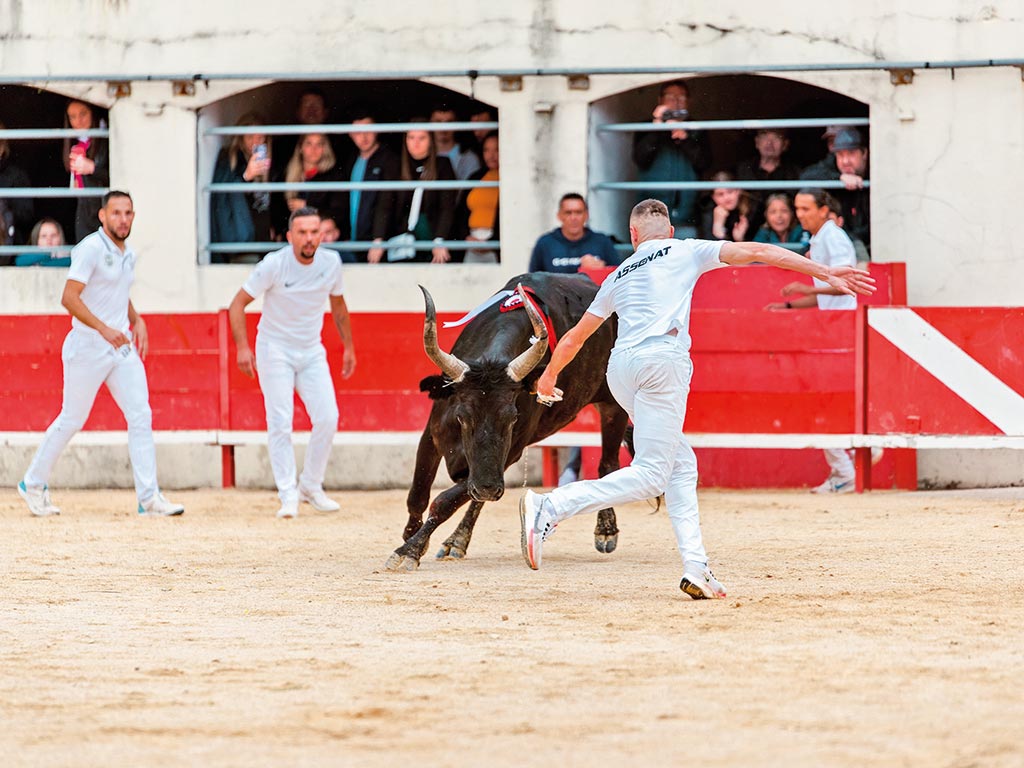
[204,121,498,137]
[0,126,112,203]
[595,179,870,192]
[598,117,870,133]
[206,239,501,256]
[206,179,498,194]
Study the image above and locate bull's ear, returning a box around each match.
[420,375,456,400]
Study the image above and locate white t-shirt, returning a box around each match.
[587,237,724,352]
[66,228,136,339]
[243,246,346,348]
[809,220,857,310]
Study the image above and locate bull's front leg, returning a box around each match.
[593,403,629,554]
[436,501,485,559]
[403,428,443,541]
[385,483,471,572]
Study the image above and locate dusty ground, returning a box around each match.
[1,486,1022,767]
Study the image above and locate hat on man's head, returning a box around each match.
[832,127,864,151]
[822,125,845,138]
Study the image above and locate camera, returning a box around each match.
[661,109,689,122]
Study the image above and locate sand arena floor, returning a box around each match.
[2,486,1022,767]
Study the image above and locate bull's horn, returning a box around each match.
[420,285,469,383]
[506,283,548,382]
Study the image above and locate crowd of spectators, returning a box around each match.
[1,82,870,268]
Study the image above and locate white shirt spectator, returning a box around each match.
[809,220,857,310]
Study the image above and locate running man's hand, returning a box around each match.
[825,265,875,297]
[237,347,257,378]
[132,316,149,360]
[100,325,130,350]
[341,347,356,379]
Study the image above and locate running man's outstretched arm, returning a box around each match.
[719,241,875,298]
[535,312,605,400]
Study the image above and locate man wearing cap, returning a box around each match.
[800,127,871,254]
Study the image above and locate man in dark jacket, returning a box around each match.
[343,111,400,262]
[632,80,711,236]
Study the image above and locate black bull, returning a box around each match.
[384,273,629,571]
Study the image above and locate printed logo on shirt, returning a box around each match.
[613,247,667,282]
[551,257,582,268]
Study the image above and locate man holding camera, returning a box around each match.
[632,80,710,238]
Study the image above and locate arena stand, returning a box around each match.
[9,263,1021,493]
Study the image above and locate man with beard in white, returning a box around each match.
[520,198,875,598]
[228,207,357,518]
[19,191,185,517]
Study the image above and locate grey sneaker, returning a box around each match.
[680,564,727,600]
[18,481,61,517]
[138,493,185,516]
[519,489,556,570]
[298,486,340,512]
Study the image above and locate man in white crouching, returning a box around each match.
[228,206,356,518]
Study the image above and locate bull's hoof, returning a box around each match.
[594,533,618,554]
[384,552,420,572]
[435,541,467,560]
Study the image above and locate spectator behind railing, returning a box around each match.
[369,118,456,265]
[13,218,70,267]
[752,193,809,250]
[735,128,802,233]
[431,105,481,181]
[468,102,496,154]
[318,213,355,264]
[279,133,344,233]
[700,171,751,242]
[63,100,109,243]
[0,123,35,253]
[461,132,500,264]
[343,110,400,262]
[632,80,711,237]
[800,127,870,254]
[210,112,275,263]
[529,192,620,274]
[271,88,345,179]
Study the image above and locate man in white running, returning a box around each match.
[520,198,875,598]
[228,206,356,519]
[18,191,185,518]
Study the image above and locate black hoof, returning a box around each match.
[594,533,618,554]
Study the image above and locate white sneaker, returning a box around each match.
[519,489,556,570]
[298,486,340,513]
[18,481,61,517]
[276,500,299,519]
[138,493,185,516]
[680,564,727,600]
[811,473,855,494]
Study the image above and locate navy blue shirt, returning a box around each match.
[529,227,621,273]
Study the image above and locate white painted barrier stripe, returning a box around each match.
[869,308,1024,435]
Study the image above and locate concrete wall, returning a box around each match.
[2,1,1022,487]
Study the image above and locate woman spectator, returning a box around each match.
[281,133,344,228]
[14,218,70,267]
[210,112,274,263]
[753,193,809,250]
[0,122,35,253]
[370,118,456,264]
[63,100,109,243]
[700,171,751,242]
[462,131,500,264]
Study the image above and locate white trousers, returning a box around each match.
[256,338,339,503]
[823,448,855,480]
[547,335,708,567]
[24,329,159,502]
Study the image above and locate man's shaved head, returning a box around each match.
[629,198,673,243]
